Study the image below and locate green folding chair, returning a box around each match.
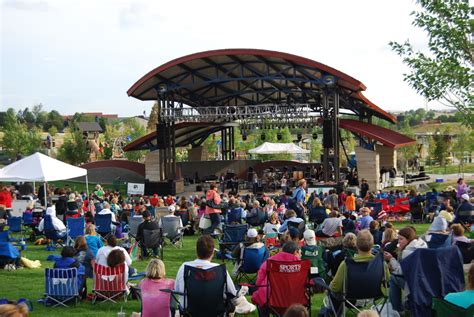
[432,298,474,317]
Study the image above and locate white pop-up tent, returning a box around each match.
[0,152,88,206]
[248,142,310,154]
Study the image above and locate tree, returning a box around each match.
[397,122,418,173]
[451,126,473,171]
[44,110,64,132]
[390,0,473,127]
[123,118,147,162]
[432,128,449,166]
[0,108,43,159]
[147,102,159,132]
[57,130,90,165]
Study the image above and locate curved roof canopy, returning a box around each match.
[128,49,396,123]
[340,119,416,148]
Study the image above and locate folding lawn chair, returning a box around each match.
[235,245,268,283]
[316,251,388,316]
[0,242,20,270]
[432,298,474,317]
[246,209,267,227]
[92,262,128,304]
[66,217,85,246]
[44,268,80,307]
[22,212,36,241]
[218,224,248,260]
[128,216,144,240]
[161,216,184,248]
[226,207,243,224]
[143,228,164,259]
[95,213,113,239]
[301,244,327,279]
[7,216,23,242]
[43,214,66,249]
[288,220,305,239]
[308,206,327,228]
[0,231,9,242]
[264,232,279,250]
[426,233,452,249]
[262,259,312,316]
[161,264,230,317]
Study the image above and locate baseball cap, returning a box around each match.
[247,228,258,238]
[168,205,176,213]
[461,193,470,201]
[142,210,151,218]
[303,229,316,246]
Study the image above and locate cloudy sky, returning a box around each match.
[0,0,454,117]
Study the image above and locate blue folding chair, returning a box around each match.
[218,224,248,260]
[227,207,243,224]
[43,214,66,249]
[7,216,23,241]
[66,217,85,245]
[426,233,452,249]
[0,231,9,242]
[95,213,112,239]
[44,268,80,307]
[235,245,268,283]
[0,242,20,270]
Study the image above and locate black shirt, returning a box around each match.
[136,219,160,242]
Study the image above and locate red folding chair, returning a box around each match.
[391,197,410,214]
[92,262,128,304]
[265,259,312,316]
[375,199,389,212]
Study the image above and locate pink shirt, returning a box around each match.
[139,278,175,317]
[205,189,221,215]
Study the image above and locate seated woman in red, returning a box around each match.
[139,259,175,317]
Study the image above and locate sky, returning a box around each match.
[0,0,457,117]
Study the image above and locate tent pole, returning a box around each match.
[85,174,89,209]
[43,182,47,208]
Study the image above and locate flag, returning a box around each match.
[129,241,140,262]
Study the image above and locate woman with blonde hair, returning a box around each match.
[85,223,103,256]
[139,259,175,317]
[0,303,29,317]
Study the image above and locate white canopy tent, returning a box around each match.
[248,142,310,154]
[0,152,89,207]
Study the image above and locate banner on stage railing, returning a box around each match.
[127,183,145,195]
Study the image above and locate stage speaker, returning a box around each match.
[323,120,333,148]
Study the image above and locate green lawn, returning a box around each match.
[0,222,431,317]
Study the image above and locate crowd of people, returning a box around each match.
[0,175,473,316]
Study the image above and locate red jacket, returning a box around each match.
[0,190,12,208]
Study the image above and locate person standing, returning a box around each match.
[205,183,222,235]
[360,179,369,199]
[291,179,307,219]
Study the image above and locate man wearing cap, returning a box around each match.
[136,210,160,258]
[456,193,473,224]
[232,228,265,275]
[301,229,326,278]
[158,205,183,228]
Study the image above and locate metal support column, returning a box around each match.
[321,90,340,183]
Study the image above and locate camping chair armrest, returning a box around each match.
[313,277,332,292]
[160,289,185,296]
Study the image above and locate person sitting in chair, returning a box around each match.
[136,210,160,258]
[38,205,66,237]
[444,263,474,309]
[174,235,237,311]
[278,210,304,234]
[95,235,133,279]
[54,246,86,298]
[158,205,183,228]
[315,211,342,238]
[328,230,390,311]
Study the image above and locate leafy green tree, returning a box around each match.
[147,102,159,132]
[451,126,472,171]
[432,128,449,166]
[123,118,147,162]
[48,126,58,137]
[35,111,49,130]
[397,123,418,173]
[390,0,473,127]
[57,130,90,165]
[44,110,64,132]
[0,108,42,158]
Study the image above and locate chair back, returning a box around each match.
[344,252,385,300]
[265,232,279,248]
[432,298,474,317]
[287,221,305,239]
[143,228,162,249]
[43,214,62,240]
[0,242,20,259]
[7,216,22,232]
[227,208,243,224]
[301,244,326,277]
[93,262,127,292]
[426,233,452,249]
[366,202,382,218]
[183,264,227,317]
[45,268,79,297]
[67,217,85,240]
[161,216,181,239]
[0,231,9,242]
[241,246,267,273]
[308,206,327,224]
[222,224,247,243]
[128,217,144,238]
[95,213,112,235]
[22,213,33,226]
[266,259,311,312]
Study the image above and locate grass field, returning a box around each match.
[0,222,431,317]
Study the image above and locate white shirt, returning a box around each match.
[98,208,117,223]
[95,245,132,282]
[38,216,66,235]
[174,259,237,309]
[321,217,343,236]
